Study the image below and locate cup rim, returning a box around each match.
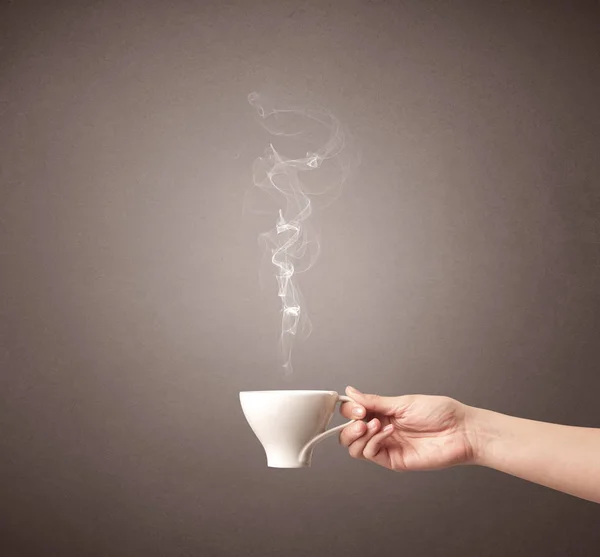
[239,390,337,396]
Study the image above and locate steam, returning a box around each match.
[246,92,358,374]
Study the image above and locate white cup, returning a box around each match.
[239,390,360,468]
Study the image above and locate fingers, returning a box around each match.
[339,419,368,448]
[347,419,382,459]
[340,418,390,459]
[340,400,366,420]
[346,386,406,416]
[340,385,395,421]
[363,424,394,461]
[339,417,395,464]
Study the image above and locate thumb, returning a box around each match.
[346,386,399,415]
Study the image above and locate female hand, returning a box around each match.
[339,386,477,471]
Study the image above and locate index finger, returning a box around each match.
[340,400,366,419]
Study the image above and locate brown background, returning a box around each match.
[1,1,599,556]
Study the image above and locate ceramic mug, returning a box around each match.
[239,390,361,468]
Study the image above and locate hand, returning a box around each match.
[339,386,477,471]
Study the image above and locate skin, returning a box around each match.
[339,386,600,504]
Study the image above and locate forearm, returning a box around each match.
[467,406,600,504]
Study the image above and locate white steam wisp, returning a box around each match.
[246,92,358,374]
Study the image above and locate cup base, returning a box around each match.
[267,463,309,469]
[266,455,311,468]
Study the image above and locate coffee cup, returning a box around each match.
[239,390,361,468]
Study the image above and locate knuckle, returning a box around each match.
[338,432,350,447]
[364,445,378,460]
[349,444,363,459]
[340,424,361,446]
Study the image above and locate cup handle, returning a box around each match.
[298,395,362,463]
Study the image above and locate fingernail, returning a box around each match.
[353,422,364,433]
[383,424,394,432]
[347,386,362,394]
[368,419,378,429]
[352,406,365,417]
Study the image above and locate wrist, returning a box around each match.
[464,405,502,467]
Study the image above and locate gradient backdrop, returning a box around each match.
[1,1,599,556]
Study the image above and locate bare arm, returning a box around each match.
[468,407,600,504]
[339,388,600,504]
